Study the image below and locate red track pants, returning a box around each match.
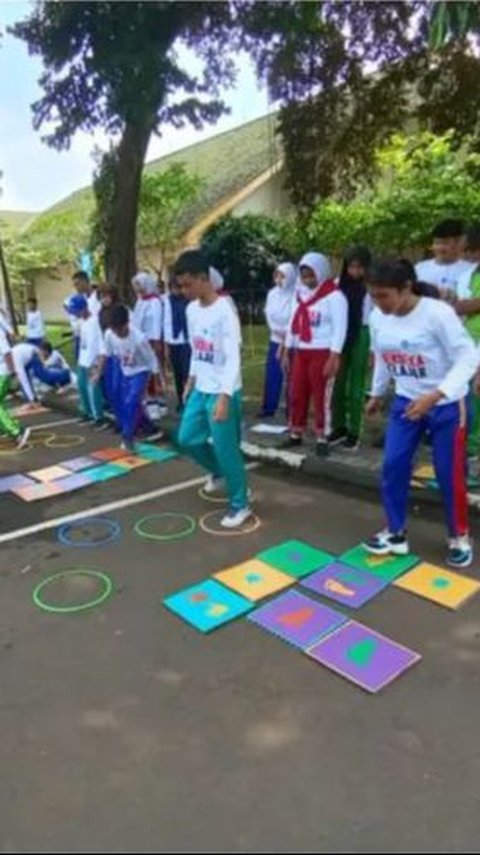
[289,348,334,437]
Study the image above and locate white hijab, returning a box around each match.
[275,262,297,292]
[132,271,159,296]
[298,252,332,286]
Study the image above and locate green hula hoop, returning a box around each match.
[134,512,196,542]
[32,569,113,614]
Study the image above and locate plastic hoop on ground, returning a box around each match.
[28,430,56,445]
[134,512,196,542]
[57,517,122,548]
[199,509,261,537]
[0,442,33,455]
[45,434,85,449]
[32,569,113,613]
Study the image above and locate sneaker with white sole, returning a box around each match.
[16,427,31,449]
[220,506,253,529]
[120,440,135,453]
[363,528,409,556]
[204,475,224,494]
[447,535,473,569]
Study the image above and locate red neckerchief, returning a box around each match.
[291,279,337,343]
[141,293,160,301]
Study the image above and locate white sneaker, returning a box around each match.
[204,475,224,494]
[447,535,473,569]
[220,507,253,529]
[16,427,31,449]
[363,528,409,556]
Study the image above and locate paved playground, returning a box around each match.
[1,406,480,853]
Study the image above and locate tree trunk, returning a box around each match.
[106,120,153,301]
[0,239,18,335]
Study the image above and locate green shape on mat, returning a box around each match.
[432,576,450,589]
[135,443,179,462]
[339,544,419,581]
[84,463,127,483]
[256,540,335,579]
[346,638,378,667]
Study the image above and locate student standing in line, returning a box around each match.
[163,275,191,412]
[415,219,473,299]
[0,327,30,447]
[67,293,107,428]
[258,262,297,419]
[282,252,348,456]
[25,297,45,346]
[93,305,159,452]
[97,284,123,429]
[174,249,252,529]
[455,223,480,461]
[131,271,165,408]
[364,258,479,568]
[330,246,372,450]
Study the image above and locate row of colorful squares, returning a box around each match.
[164,585,420,694]
[0,444,178,502]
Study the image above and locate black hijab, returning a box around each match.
[339,246,372,346]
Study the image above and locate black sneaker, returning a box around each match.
[282,435,303,448]
[316,439,330,457]
[327,428,347,447]
[77,414,92,424]
[343,434,360,451]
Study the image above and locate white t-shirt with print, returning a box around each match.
[187,297,242,396]
[369,298,479,403]
[415,259,474,296]
[77,316,104,369]
[132,297,163,341]
[104,326,158,376]
[285,285,348,352]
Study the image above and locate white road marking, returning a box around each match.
[30,417,81,430]
[0,463,259,544]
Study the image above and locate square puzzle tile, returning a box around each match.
[248,589,347,650]
[135,443,179,463]
[91,448,129,462]
[163,579,252,633]
[339,544,419,581]
[307,621,421,693]
[0,474,36,493]
[62,456,98,472]
[214,559,294,602]
[256,540,335,579]
[29,464,72,483]
[83,464,127,483]
[394,562,480,610]
[12,482,63,501]
[301,562,389,609]
[53,473,93,493]
[115,455,152,470]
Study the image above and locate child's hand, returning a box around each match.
[324,353,340,378]
[365,397,381,418]
[404,390,442,421]
[213,394,230,422]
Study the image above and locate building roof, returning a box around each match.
[24,112,282,261]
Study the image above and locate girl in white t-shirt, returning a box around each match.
[365,258,479,569]
[26,297,45,345]
[259,262,296,418]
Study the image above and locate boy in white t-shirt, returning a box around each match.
[67,294,106,428]
[174,250,251,529]
[0,329,30,447]
[25,297,45,345]
[415,219,473,299]
[93,305,159,451]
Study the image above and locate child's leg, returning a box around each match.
[29,355,70,389]
[170,346,187,407]
[0,376,20,438]
[289,350,310,435]
[261,341,284,416]
[77,366,93,418]
[309,349,333,438]
[347,327,370,438]
[120,371,150,443]
[88,375,104,422]
[207,391,248,510]
[332,347,349,433]
[430,400,469,538]
[177,389,222,477]
[382,396,424,533]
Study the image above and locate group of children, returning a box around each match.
[254,218,480,566]
[4,216,480,548]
